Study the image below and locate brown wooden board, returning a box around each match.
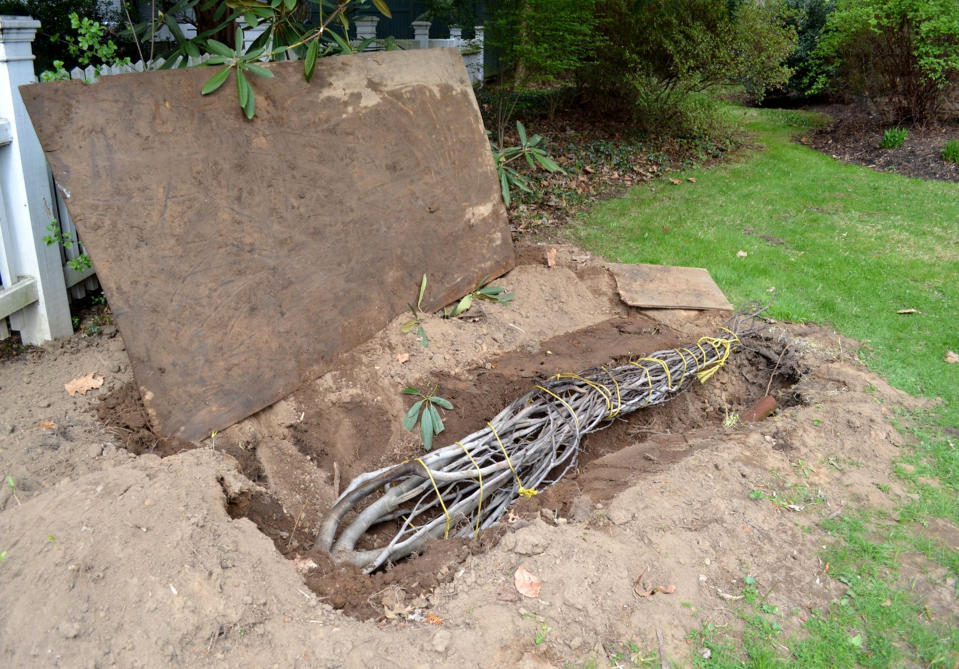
[608,263,733,310]
[22,49,514,440]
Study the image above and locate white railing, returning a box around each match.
[0,14,483,343]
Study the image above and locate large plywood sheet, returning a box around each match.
[22,49,514,440]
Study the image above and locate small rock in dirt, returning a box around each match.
[607,505,634,525]
[511,521,551,555]
[59,621,81,639]
[431,629,451,654]
[87,443,103,458]
[568,495,593,523]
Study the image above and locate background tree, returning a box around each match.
[805,0,959,124]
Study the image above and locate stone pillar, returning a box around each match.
[0,16,72,343]
[354,15,379,42]
[411,20,431,49]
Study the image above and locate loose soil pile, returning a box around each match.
[0,243,941,667]
[805,103,959,182]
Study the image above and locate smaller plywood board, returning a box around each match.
[609,263,733,310]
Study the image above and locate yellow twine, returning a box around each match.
[600,366,622,417]
[487,421,538,498]
[628,360,656,406]
[535,385,581,432]
[415,458,451,539]
[683,346,702,367]
[695,336,735,383]
[719,327,741,346]
[456,441,483,538]
[673,349,690,385]
[635,357,674,390]
[553,372,613,417]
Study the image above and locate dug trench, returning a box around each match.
[97,302,803,621]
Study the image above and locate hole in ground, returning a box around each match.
[225,321,804,620]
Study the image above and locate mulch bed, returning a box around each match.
[803,103,959,183]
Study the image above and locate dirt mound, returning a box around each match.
[0,243,936,666]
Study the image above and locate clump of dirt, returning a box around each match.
[804,102,959,182]
[98,382,263,480]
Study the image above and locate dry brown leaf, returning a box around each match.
[668,178,682,185]
[425,614,443,626]
[394,353,410,364]
[897,308,919,315]
[65,372,104,397]
[736,250,748,258]
[946,350,959,364]
[38,419,58,431]
[656,584,676,594]
[514,566,542,598]
[546,247,558,268]
[687,177,697,183]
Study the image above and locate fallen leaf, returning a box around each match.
[737,250,748,258]
[656,584,676,594]
[38,419,58,431]
[64,372,104,397]
[514,566,541,598]
[687,177,697,183]
[668,178,681,185]
[881,599,891,607]
[394,353,410,364]
[896,308,919,315]
[584,165,595,173]
[546,247,558,268]
[425,614,443,626]
[946,350,959,364]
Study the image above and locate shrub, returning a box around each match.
[880,127,908,149]
[943,139,959,164]
[0,0,117,72]
[584,0,795,131]
[807,0,959,124]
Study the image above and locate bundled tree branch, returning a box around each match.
[316,305,769,572]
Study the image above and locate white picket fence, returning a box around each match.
[0,15,484,344]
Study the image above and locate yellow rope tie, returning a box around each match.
[696,341,709,367]
[535,385,581,433]
[456,441,483,538]
[719,327,741,346]
[628,361,655,406]
[487,422,538,498]
[683,346,703,369]
[695,336,734,383]
[674,349,690,385]
[635,357,673,391]
[600,366,622,417]
[415,458,451,539]
[553,372,613,417]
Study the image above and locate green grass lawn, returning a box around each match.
[570,106,959,667]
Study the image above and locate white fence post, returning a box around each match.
[412,20,431,49]
[0,15,72,343]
